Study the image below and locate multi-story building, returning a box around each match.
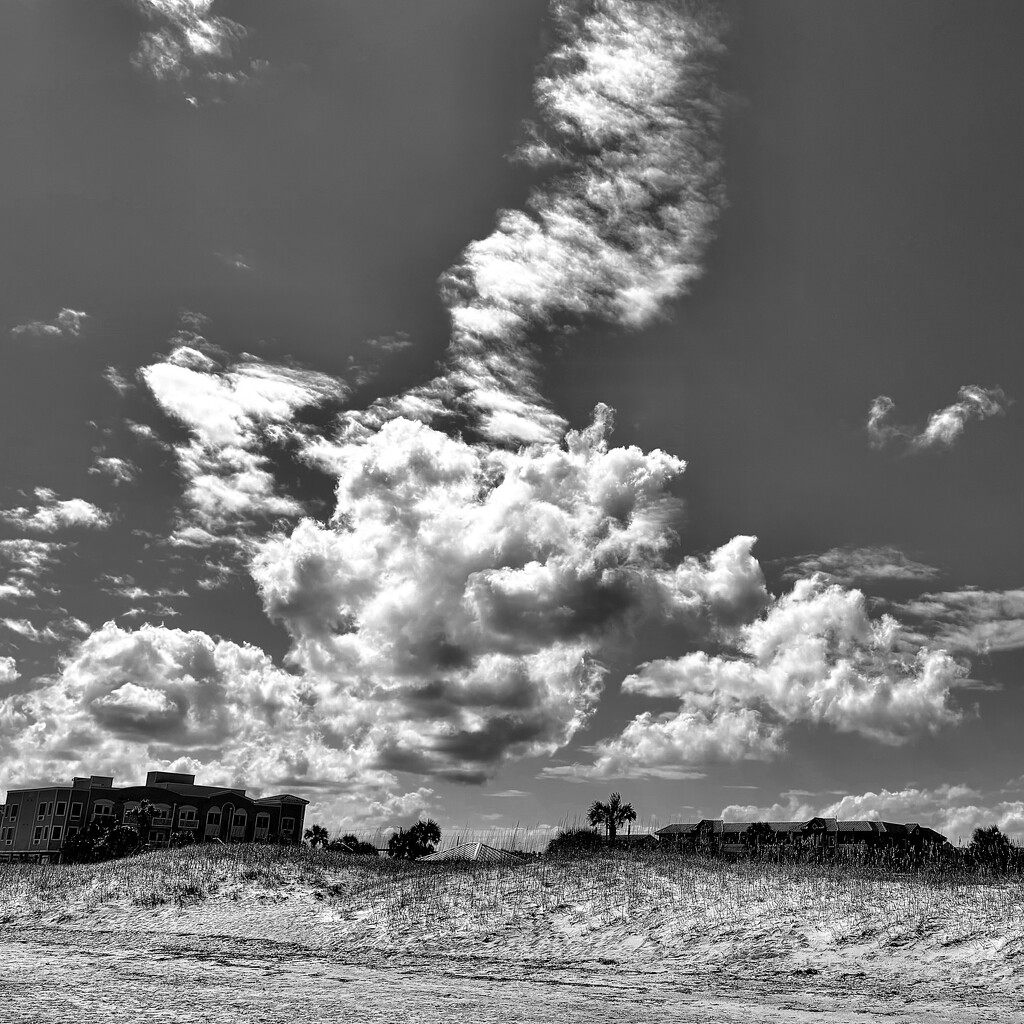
[655,817,949,853]
[0,770,308,863]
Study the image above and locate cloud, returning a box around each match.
[0,489,112,533]
[0,539,64,602]
[130,0,254,95]
[896,588,1024,655]
[0,622,431,825]
[347,0,727,445]
[781,545,941,585]
[10,308,88,340]
[89,456,139,486]
[103,367,132,396]
[552,577,966,780]
[251,406,767,784]
[721,783,1024,843]
[140,336,348,541]
[0,658,17,686]
[868,386,1010,452]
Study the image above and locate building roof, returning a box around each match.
[419,842,528,863]
[655,818,949,843]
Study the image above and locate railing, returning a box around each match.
[150,816,173,827]
[205,824,220,837]
[230,826,245,839]
[254,827,268,840]
[177,819,198,829]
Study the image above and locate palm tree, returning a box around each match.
[743,821,776,855]
[304,824,330,848]
[587,792,637,843]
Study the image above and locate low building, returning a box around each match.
[0,770,308,864]
[655,817,949,854]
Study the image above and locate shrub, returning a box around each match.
[545,827,605,858]
[387,820,441,860]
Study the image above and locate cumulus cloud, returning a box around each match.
[868,386,1009,452]
[130,0,257,97]
[140,339,347,541]
[0,658,18,686]
[781,545,941,585]
[721,783,1024,843]
[550,577,966,780]
[896,588,1024,655]
[10,308,88,340]
[0,489,112,533]
[251,407,766,784]
[0,622,429,825]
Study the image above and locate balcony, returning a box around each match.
[230,826,246,839]
[177,819,198,830]
[205,823,221,837]
[254,827,268,840]
[150,816,173,827]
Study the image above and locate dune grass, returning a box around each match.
[1,841,1023,953]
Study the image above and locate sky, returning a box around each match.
[1,0,1023,842]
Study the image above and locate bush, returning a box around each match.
[62,820,139,863]
[331,834,379,855]
[387,820,441,860]
[545,827,605,858]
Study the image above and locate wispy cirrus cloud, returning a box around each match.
[0,489,112,533]
[139,330,348,544]
[89,456,139,486]
[896,588,1024,655]
[130,0,264,102]
[781,545,941,585]
[868,386,1010,452]
[0,539,64,602]
[351,0,728,445]
[10,308,88,340]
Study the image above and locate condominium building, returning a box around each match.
[0,770,308,863]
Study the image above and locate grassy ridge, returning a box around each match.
[2,843,1023,952]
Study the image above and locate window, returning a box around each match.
[207,810,221,826]
[37,802,50,820]
[281,818,294,834]
[70,802,82,819]
[232,811,246,828]
[51,826,63,842]
[9,805,17,821]
[33,826,43,844]
[68,826,79,838]
[178,807,198,827]
[255,813,270,830]
[55,801,66,817]
[92,801,114,821]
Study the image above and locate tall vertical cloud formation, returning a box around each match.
[868,386,1009,452]
[355,0,727,444]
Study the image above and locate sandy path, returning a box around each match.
[1,927,1021,1024]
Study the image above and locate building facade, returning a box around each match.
[655,817,949,854]
[0,770,308,863]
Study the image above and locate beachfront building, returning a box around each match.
[655,817,949,854]
[0,770,308,864]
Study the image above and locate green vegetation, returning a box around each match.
[387,819,441,860]
[586,792,637,842]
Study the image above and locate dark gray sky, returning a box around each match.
[1,1,1022,840]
